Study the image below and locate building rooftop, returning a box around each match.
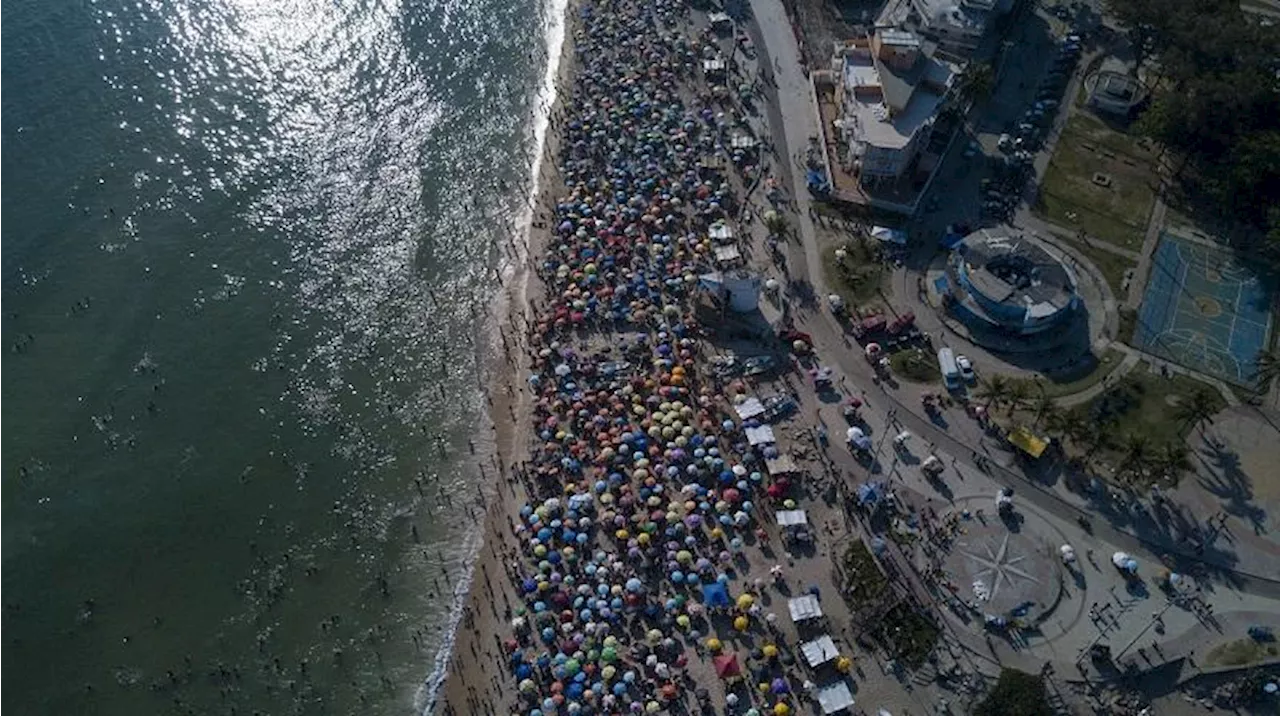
[960,231,1077,313]
[910,0,986,33]
[879,28,922,49]
[1095,71,1139,102]
[841,52,949,150]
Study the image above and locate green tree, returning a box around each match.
[956,62,995,107]
[1254,349,1280,388]
[975,375,1011,410]
[1029,393,1060,429]
[1081,421,1116,463]
[1154,442,1192,485]
[1052,409,1090,447]
[1004,381,1032,418]
[1119,433,1154,482]
[1173,389,1219,435]
[974,668,1053,716]
[1109,0,1280,231]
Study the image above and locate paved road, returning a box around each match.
[744,0,1280,601]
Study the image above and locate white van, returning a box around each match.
[937,347,961,389]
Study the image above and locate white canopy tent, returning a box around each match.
[709,223,734,241]
[788,595,823,622]
[817,681,855,714]
[744,425,776,446]
[714,244,742,265]
[734,398,765,420]
[800,635,839,667]
[776,509,808,527]
[765,455,800,475]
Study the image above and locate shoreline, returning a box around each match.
[427,0,578,713]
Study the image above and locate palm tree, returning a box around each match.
[1118,434,1153,482]
[1173,389,1218,435]
[1052,409,1090,447]
[1153,442,1192,485]
[1004,381,1032,418]
[956,62,995,107]
[1081,421,1115,463]
[1030,394,1060,429]
[974,375,1011,410]
[1255,349,1280,389]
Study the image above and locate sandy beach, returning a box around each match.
[432,0,845,714]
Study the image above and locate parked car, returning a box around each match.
[956,355,976,383]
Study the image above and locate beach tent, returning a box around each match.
[776,510,808,527]
[709,223,734,242]
[713,653,742,678]
[765,455,800,475]
[745,425,776,446]
[788,595,823,622]
[735,398,766,421]
[870,226,907,245]
[806,169,831,194]
[703,58,727,74]
[817,681,855,714]
[800,635,839,667]
[701,581,732,608]
[856,482,883,506]
[730,134,758,150]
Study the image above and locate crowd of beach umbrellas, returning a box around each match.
[500,0,828,714]
[536,0,759,333]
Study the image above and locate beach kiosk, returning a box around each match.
[788,595,823,623]
[734,397,766,421]
[816,681,856,714]
[765,454,800,476]
[745,425,777,447]
[800,635,840,667]
[777,509,811,546]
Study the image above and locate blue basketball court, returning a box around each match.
[1134,234,1273,386]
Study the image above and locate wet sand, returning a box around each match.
[432,7,578,715]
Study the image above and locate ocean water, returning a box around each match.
[0,0,561,712]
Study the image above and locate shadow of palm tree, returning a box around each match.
[1196,442,1268,535]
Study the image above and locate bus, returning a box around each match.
[937,347,961,389]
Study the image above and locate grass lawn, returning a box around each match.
[1059,232,1136,298]
[1012,347,1125,399]
[839,540,889,608]
[889,348,940,384]
[1205,638,1278,667]
[821,239,887,308]
[1087,369,1227,451]
[1035,113,1158,252]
